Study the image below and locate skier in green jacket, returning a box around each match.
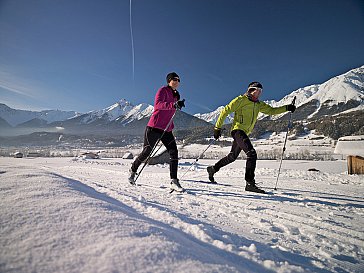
[207,81,296,194]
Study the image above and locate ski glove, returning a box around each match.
[214,128,221,140]
[286,104,296,113]
[174,99,185,110]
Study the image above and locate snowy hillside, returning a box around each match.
[269,65,364,118]
[115,102,154,125]
[1,156,363,273]
[0,103,80,127]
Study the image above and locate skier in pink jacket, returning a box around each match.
[128,72,185,192]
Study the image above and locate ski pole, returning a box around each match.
[274,96,296,190]
[134,103,181,183]
[180,138,216,180]
[180,128,226,180]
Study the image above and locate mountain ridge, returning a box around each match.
[0,103,81,127]
[194,65,364,124]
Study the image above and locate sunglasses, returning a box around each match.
[248,87,262,92]
[171,78,180,82]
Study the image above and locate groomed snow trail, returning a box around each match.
[1,157,363,273]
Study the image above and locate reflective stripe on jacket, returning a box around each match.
[215,95,287,135]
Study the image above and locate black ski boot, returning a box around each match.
[245,181,266,194]
[128,169,136,185]
[170,179,185,193]
[207,166,217,184]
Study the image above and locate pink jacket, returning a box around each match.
[147,86,178,132]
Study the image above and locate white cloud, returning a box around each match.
[0,69,39,98]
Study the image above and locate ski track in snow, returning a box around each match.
[1,157,363,273]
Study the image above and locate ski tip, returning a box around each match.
[169,189,186,194]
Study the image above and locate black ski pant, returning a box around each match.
[213,130,257,183]
[131,126,178,179]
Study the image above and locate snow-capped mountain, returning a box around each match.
[197,65,364,124]
[194,106,234,125]
[78,99,154,126]
[269,65,364,121]
[0,103,80,127]
[52,98,209,133]
[116,102,155,125]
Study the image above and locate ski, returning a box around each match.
[169,188,187,194]
[131,182,188,194]
[181,179,218,185]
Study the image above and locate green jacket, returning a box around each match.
[215,94,287,135]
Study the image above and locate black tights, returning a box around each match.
[131,127,178,179]
[213,130,257,182]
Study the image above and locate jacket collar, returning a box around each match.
[166,85,177,91]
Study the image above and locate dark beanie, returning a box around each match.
[248,81,263,89]
[166,72,180,83]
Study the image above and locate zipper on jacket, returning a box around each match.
[250,102,256,132]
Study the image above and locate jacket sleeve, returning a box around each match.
[259,102,287,115]
[154,88,175,110]
[215,96,241,129]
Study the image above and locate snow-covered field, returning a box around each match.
[1,156,363,273]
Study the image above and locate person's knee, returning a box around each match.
[169,149,178,160]
[227,152,238,162]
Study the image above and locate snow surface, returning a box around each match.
[1,156,363,273]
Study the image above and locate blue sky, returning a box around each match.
[1,0,364,115]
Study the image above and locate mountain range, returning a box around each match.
[0,105,80,127]
[0,65,363,145]
[0,98,211,137]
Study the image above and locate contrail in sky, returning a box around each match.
[129,0,135,81]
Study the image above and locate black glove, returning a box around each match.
[174,99,185,110]
[214,128,221,140]
[286,104,296,113]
